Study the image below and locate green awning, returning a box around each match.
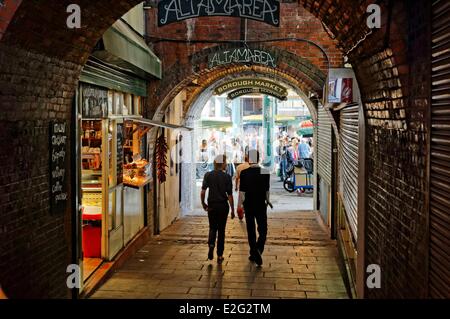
[298,127,314,136]
[94,19,161,79]
[197,119,233,129]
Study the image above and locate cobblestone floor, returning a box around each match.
[91,177,348,299]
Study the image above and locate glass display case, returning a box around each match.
[122,120,151,188]
[123,158,151,188]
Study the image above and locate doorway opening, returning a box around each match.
[187,89,315,216]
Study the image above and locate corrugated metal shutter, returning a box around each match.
[430,0,450,298]
[317,105,332,185]
[339,104,359,240]
[80,57,148,97]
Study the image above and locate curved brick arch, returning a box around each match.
[150,43,327,115]
[151,44,327,121]
[0,0,430,300]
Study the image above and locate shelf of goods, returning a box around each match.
[123,159,151,188]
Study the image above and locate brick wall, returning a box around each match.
[145,2,344,114]
[0,0,141,298]
[351,0,431,298]
[0,0,21,41]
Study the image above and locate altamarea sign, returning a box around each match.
[158,0,280,27]
[228,87,287,101]
[208,47,277,68]
[214,78,288,97]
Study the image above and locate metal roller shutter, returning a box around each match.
[430,0,450,298]
[317,105,332,185]
[339,104,359,241]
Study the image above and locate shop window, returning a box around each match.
[124,94,132,116]
[114,92,123,115]
[133,96,141,115]
[243,97,262,115]
[209,102,216,118]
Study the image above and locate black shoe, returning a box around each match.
[254,250,263,266]
[249,255,255,262]
[208,247,214,260]
[217,256,224,264]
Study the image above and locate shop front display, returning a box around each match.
[78,83,150,281]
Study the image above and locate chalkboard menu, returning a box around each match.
[50,121,69,215]
[117,124,124,184]
[81,84,108,118]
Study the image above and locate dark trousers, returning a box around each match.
[280,158,287,180]
[207,202,229,257]
[244,205,268,256]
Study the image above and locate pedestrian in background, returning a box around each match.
[201,155,235,264]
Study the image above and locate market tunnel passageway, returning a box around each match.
[91,174,347,299]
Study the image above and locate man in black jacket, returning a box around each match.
[201,154,235,264]
[237,149,272,266]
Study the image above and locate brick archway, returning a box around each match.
[149,43,327,118]
[0,0,431,299]
[150,44,327,122]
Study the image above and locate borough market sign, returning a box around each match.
[214,78,288,98]
[227,87,287,101]
[158,0,280,27]
[208,47,277,68]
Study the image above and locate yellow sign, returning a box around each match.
[214,78,288,97]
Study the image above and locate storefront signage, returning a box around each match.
[328,78,353,103]
[326,68,359,104]
[81,85,108,118]
[228,87,287,100]
[50,121,68,215]
[208,47,277,68]
[117,124,124,185]
[158,0,280,27]
[214,78,288,98]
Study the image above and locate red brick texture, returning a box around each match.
[0,0,142,299]
[0,0,22,41]
[145,2,344,115]
[0,0,432,298]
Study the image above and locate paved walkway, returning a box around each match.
[91,176,348,299]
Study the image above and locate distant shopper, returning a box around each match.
[277,138,287,181]
[235,150,251,220]
[238,150,272,266]
[298,138,311,159]
[201,155,235,264]
[199,139,209,162]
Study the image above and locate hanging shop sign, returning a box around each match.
[208,47,277,68]
[214,78,288,98]
[50,121,69,215]
[158,0,280,27]
[326,68,360,104]
[228,87,287,101]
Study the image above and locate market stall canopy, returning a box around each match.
[197,119,233,130]
[127,117,193,131]
[298,127,314,136]
[300,120,314,128]
[244,114,297,125]
[93,19,162,80]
